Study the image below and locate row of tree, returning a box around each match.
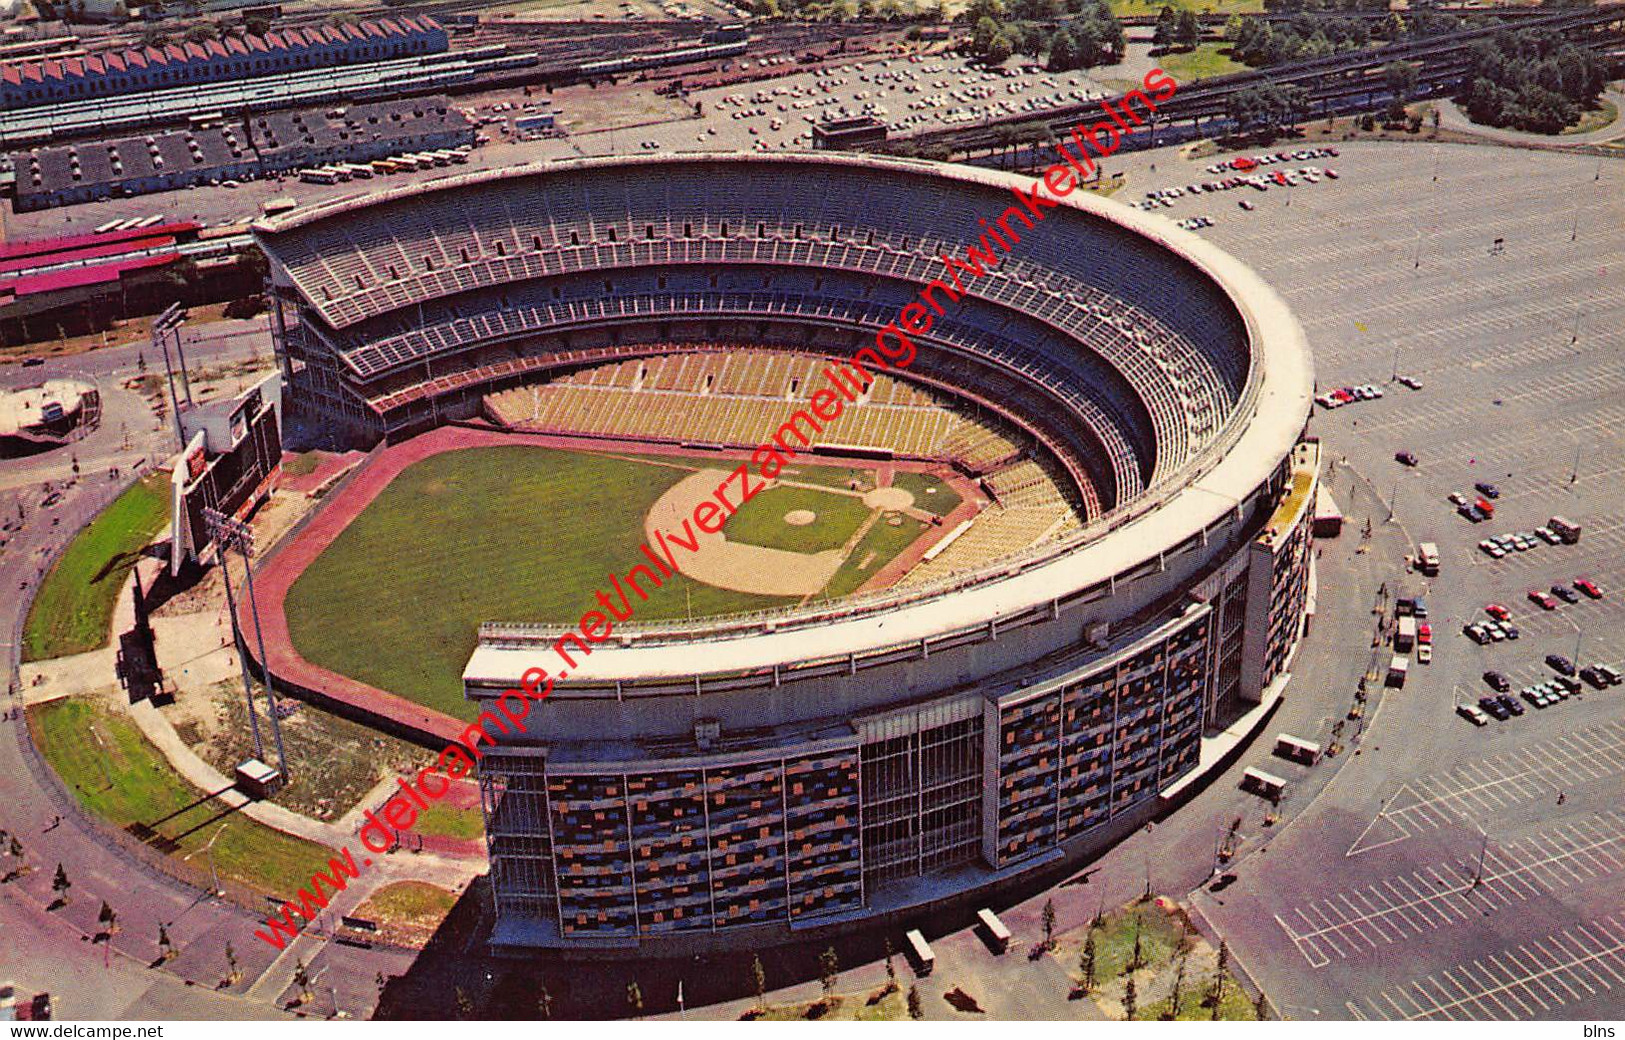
[1461,28,1607,134]
[1223,11,1464,69]
[1151,6,1202,54]
[965,0,1125,71]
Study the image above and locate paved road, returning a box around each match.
[1434,90,1625,147]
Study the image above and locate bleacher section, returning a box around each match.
[258,157,1255,518]
[482,351,1046,480]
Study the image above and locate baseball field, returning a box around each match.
[281,443,955,719]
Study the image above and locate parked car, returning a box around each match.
[1397,375,1423,390]
[1484,670,1511,692]
[1475,481,1500,499]
[1396,451,1418,467]
[1546,654,1576,676]
[1485,603,1511,621]
[1528,589,1558,610]
[1498,694,1525,716]
[22,356,44,367]
[1575,578,1603,599]
[1598,664,1623,686]
[1479,539,1506,558]
[1581,667,1609,689]
[1478,697,1511,721]
[1457,703,1491,727]
[1552,584,1580,603]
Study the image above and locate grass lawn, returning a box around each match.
[820,513,930,600]
[282,451,322,477]
[23,472,170,662]
[412,802,485,841]
[283,446,793,720]
[1153,43,1250,84]
[889,471,962,517]
[28,697,340,898]
[356,880,457,930]
[1563,99,1618,136]
[724,484,871,555]
[750,988,907,1021]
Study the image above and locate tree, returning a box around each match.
[986,32,1014,65]
[1041,898,1057,950]
[1175,9,1201,51]
[752,953,768,1009]
[972,15,1001,53]
[961,0,1003,22]
[158,922,174,961]
[454,986,475,1019]
[1152,5,1176,51]
[225,941,241,985]
[99,900,119,935]
[1123,977,1138,1020]
[1168,956,1187,1018]
[1079,933,1097,991]
[293,959,313,1004]
[625,980,643,1017]
[1127,914,1144,973]
[245,15,271,35]
[7,836,20,858]
[818,946,840,1003]
[1207,940,1230,1017]
[1254,989,1270,1020]
[1047,27,1081,72]
[537,980,553,1019]
[883,939,898,992]
[51,863,70,905]
[906,984,924,1020]
[1383,60,1419,102]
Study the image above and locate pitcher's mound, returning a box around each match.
[784,509,817,527]
[863,487,914,511]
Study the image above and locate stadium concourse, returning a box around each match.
[249,153,1317,953]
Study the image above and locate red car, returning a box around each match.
[1575,578,1603,599]
[1417,622,1432,645]
[1528,589,1558,611]
[1485,603,1510,621]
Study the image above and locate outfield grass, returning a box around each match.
[23,473,171,662]
[778,463,874,491]
[28,697,340,898]
[888,471,962,517]
[725,484,872,554]
[1152,43,1250,84]
[821,513,930,600]
[284,446,793,719]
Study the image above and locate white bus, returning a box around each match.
[905,929,934,975]
[1273,733,1322,765]
[299,168,339,185]
[1242,767,1287,800]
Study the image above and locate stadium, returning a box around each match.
[249,152,1316,953]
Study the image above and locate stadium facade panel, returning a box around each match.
[254,154,1315,953]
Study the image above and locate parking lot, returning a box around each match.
[1131,135,1625,1020]
[1282,810,1625,969]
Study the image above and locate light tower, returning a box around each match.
[204,507,289,788]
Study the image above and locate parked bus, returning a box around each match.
[94,219,123,234]
[905,929,934,975]
[976,909,1011,953]
[1274,733,1322,765]
[1242,767,1288,800]
[299,168,339,185]
[341,163,373,179]
[372,159,402,175]
[261,197,298,216]
[1549,516,1581,544]
[1387,654,1409,687]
